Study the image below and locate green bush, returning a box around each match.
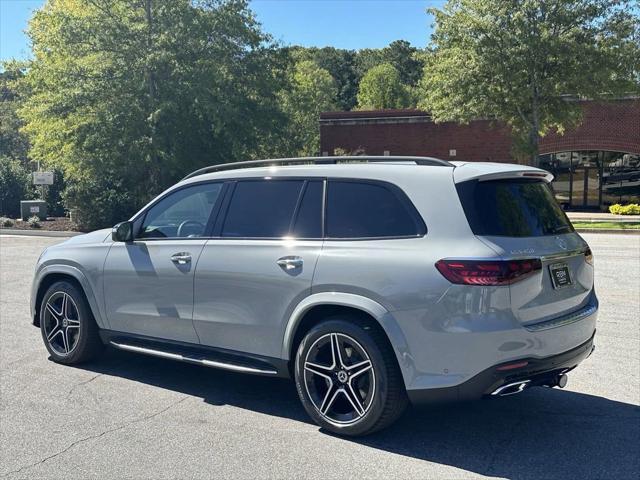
[609,203,640,215]
[27,215,41,228]
[0,156,34,218]
[0,216,14,227]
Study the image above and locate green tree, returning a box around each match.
[18,0,287,230]
[419,0,640,163]
[0,64,30,164]
[0,156,33,217]
[357,63,411,109]
[280,60,338,156]
[288,46,358,110]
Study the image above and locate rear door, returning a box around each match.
[455,177,594,325]
[193,178,323,358]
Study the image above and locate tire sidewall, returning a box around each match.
[39,281,94,365]
[294,319,391,436]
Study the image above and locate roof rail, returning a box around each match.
[182,156,453,181]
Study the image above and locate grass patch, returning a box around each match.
[572,222,640,230]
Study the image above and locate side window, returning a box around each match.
[222,180,304,238]
[291,181,323,238]
[139,183,223,239]
[326,180,424,238]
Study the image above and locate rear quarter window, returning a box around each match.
[326,180,425,239]
[456,179,574,237]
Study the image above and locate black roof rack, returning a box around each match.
[182,156,453,181]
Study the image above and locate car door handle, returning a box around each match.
[276,256,303,270]
[170,252,192,265]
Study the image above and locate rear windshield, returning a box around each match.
[456,179,574,237]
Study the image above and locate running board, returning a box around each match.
[109,340,279,376]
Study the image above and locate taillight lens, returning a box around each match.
[435,258,542,286]
[584,247,593,265]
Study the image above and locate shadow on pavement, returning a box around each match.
[72,348,640,480]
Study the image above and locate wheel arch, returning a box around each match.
[282,293,411,380]
[32,266,105,329]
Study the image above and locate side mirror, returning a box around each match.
[112,221,134,242]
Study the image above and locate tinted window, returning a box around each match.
[139,183,223,238]
[222,180,304,238]
[291,181,323,238]
[326,181,423,238]
[457,179,574,237]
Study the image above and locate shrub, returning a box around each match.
[609,203,640,215]
[0,156,34,218]
[27,215,41,228]
[0,216,14,227]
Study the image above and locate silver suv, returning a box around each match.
[31,157,597,436]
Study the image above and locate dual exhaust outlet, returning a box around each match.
[491,373,568,397]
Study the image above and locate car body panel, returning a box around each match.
[102,240,205,343]
[193,239,322,358]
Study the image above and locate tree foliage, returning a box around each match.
[0,156,33,217]
[419,0,640,161]
[357,63,412,110]
[280,60,338,156]
[18,0,288,229]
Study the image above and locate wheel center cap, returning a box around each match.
[337,370,348,383]
[62,319,68,327]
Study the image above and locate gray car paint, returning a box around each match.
[31,161,597,395]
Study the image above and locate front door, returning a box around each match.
[193,179,324,358]
[103,182,224,343]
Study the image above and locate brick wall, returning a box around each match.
[319,98,640,164]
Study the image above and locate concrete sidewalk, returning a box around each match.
[566,211,640,223]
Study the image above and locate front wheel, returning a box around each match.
[294,318,407,436]
[39,281,103,364]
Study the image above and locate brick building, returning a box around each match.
[319,98,640,210]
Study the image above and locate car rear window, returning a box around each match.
[456,179,574,237]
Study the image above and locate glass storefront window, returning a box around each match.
[540,151,640,210]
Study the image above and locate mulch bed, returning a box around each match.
[0,217,79,232]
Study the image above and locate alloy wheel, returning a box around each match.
[43,292,81,356]
[303,332,376,425]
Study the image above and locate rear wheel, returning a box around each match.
[40,281,103,364]
[294,318,407,436]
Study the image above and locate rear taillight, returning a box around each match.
[584,247,593,265]
[435,258,542,286]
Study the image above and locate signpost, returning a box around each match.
[33,171,54,185]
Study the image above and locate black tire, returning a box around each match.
[294,317,408,436]
[39,280,103,364]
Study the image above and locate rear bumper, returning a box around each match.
[407,330,595,404]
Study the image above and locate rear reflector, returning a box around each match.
[584,247,593,265]
[435,258,542,286]
[496,361,529,371]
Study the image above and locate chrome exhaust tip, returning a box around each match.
[491,380,531,396]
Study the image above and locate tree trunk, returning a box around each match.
[529,85,541,166]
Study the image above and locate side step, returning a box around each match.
[108,337,280,376]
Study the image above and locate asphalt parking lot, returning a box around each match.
[1,233,638,480]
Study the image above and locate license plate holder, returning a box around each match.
[549,262,572,289]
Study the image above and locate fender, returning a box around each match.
[31,264,109,329]
[281,292,411,367]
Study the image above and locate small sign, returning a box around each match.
[33,171,54,185]
[449,149,457,157]
[30,206,40,213]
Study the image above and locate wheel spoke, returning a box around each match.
[342,385,365,417]
[320,383,340,414]
[46,302,62,321]
[47,326,62,342]
[66,318,80,328]
[60,328,69,353]
[346,359,372,379]
[304,361,333,380]
[61,293,70,319]
[64,328,74,353]
[331,333,345,369]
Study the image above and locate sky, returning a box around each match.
[0,0,443,61]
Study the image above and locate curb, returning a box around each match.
[0,229,81,238]
[574,228,640,235]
